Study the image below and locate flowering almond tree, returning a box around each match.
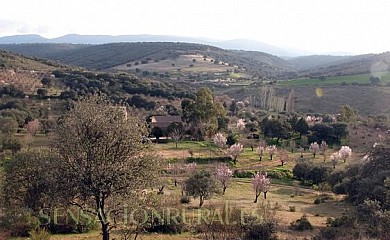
[256,146,265,161]
[213,132,227,149]
[215,164,233,194]
[339,146,352,162]
[278,149,289,166]
[266,145,277,160]
[309,142,320,157]
[236,118,246,131]
[228,143,243,165]
[26,119,40,136]
[252,172,270,203]
[330,152,340,169]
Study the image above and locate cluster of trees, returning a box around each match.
[55,70,194,103]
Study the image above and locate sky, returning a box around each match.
[1,0,390,54]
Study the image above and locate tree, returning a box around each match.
[0,117,18,135]
[151,126,164,140]
[330,152,340,169]
[41,77,54,88]
[53,96,159,240]
[185,170,219,207]
[213,132,227,149]
[2,137,22,155]
[338,146,352,163]
[309,142,320,157]
[167,163,183,187]
[215,164,233,194]
[236,118,246,131]
[36,88,48,99]
[370,76,381,85]
[3,151,55,213]
[266,145,277,160]
[320,141,328,161]
[167,122,184,148]
[339,105,358,123]
[183,88,226,138]
[228,143,243,165]
[26,119,40,136]
[252,172,270,202]
[256,145,265,161]
[278,149,289,166]
[261,118,290,143]
[295,117,309,138]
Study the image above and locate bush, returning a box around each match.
[29,228,51,240]
[146,214,186,234]
[289,206,296,212]
[0,209,39,237]
[243,221,278,240]
[186,156,231,164]
[180,195,191,204]
[314,194,334,204]
[233,170,255,178]
[290,215,313,231]
[266,167,293,179]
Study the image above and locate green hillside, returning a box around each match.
[0,42,295,79]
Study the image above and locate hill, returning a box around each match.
[0,42,296,79]
[290,52,390,77]
[0,34,303,56]
[0,49,195,117]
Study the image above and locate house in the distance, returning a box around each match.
[149,115,182,130]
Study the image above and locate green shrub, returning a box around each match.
[180,195,191,204]
[186,156,231,164]
[233,170,255,178]
[266,167,293,179]
[290,215,313,231]
[146,214,186,234]
[0,208,39,237]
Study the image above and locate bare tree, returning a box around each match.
[53,96,160,240]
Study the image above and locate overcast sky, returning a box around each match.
[1,0,389,54]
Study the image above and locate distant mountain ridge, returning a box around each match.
[0,34,306,57]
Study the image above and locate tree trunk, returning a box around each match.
[175,141,178,148]
[270,155,273,161]
[102,222,110,240]
[233,157,237,165]
[254,193,259,203]
[174,179,177,187]
[259,156,262,161]
[281,161,284,166]
[158,185,165,194]
[223,186,227,194]
[199,196,204,207]
[263,191,268,199]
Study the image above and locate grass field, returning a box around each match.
[8,136,362,240]
[278,72,390,87]
[113,54,236,74]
